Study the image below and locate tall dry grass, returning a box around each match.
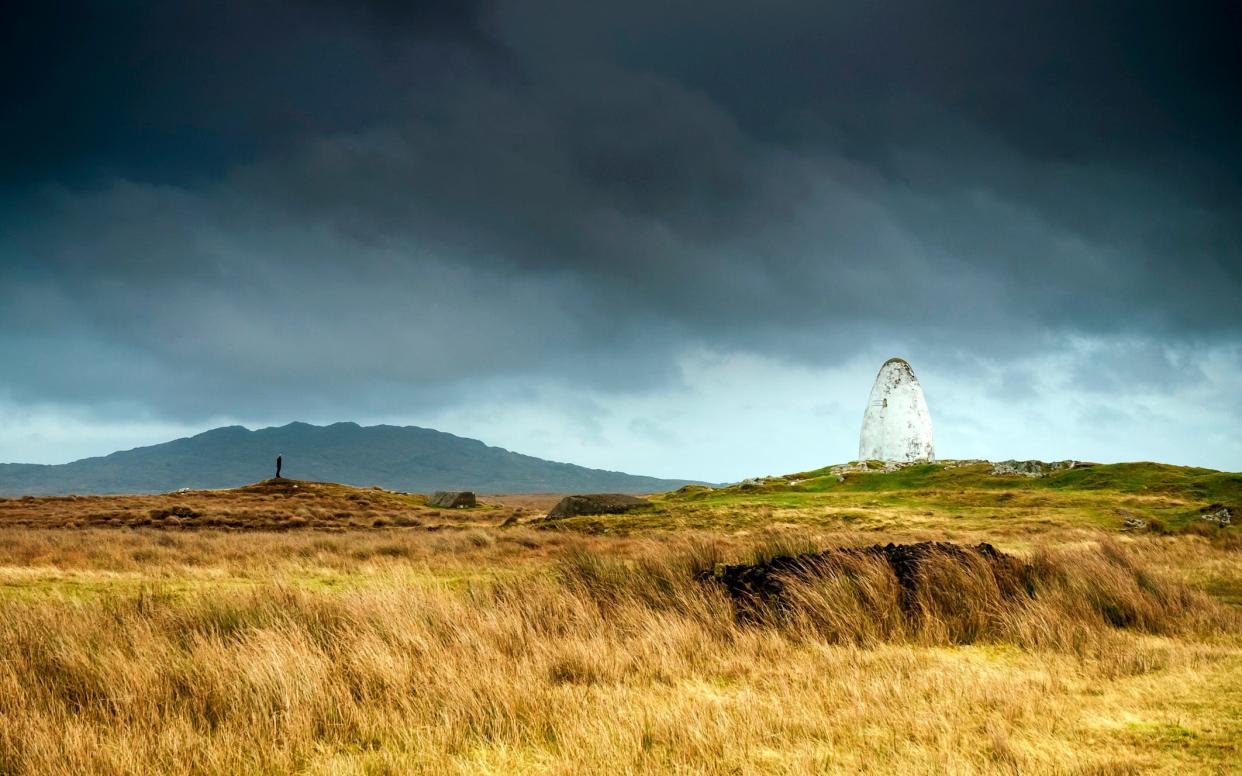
[557,536,1234,649]
[0,530,1238,774]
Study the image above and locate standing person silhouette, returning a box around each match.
[276,455,283,479]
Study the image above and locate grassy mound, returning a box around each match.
[715,460,1242,504]
[0,479,523,531]
[591,460,1242,536]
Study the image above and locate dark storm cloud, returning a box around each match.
[2,0,1239,421]
[510,1,1242,169]
[2,0,499,186]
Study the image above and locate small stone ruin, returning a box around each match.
[1201,504,1232,525]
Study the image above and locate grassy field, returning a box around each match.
[0,463,1239,774]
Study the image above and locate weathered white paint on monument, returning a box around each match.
[858,358,935,462]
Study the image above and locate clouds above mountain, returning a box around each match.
[2,0,1239,473]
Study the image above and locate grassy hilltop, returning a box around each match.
[555,460,1242,536]
[0,460,1239,774]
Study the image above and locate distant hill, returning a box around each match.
[0,422,708,496]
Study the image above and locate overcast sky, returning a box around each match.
[3,0,1240,480]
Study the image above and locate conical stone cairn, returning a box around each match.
[858,357,935,462]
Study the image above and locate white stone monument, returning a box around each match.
[858,357,935,462]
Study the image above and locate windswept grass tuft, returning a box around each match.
[542,536,1238,682]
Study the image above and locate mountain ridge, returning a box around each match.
[0,422,707,495]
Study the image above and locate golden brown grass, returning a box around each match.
[0,479,527,531]
[0,523,1239,775]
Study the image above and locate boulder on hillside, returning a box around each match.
[546,493,651,520]
[427,491,477,508]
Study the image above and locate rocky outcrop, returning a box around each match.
[427,491,477,508]
[545,493,651,520]
[737,476,792,490]
[990,460,1082,478]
